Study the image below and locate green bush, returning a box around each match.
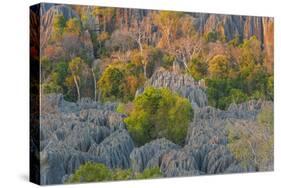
[208,55,230,79]
[227,88,248,104]
[204,30,219,42]
[124,87,193,146]
[66,162,162,183]
[135,167,162,179]
[66,162,112,183]
[98,63,144,102]
[187,57,208,80]
[112,169,133,181]
[162,54,175,68]
[98,64,127,101]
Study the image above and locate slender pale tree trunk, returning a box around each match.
[91,68,97,101]
[73,75,80,101]
[136,34,147,79]
[143,63,147,79]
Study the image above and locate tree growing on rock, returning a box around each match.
[187,57,208,80]
[125,87,193,146]
[66,162,112,183]
[66,162,162,183]
[97,63,144,102]
[66,57,84,101]
[208,55,231,79]
[153,11,183,49]
[227,104,274,171]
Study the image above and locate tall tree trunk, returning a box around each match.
[91,68,97,101]
[137,36,147,79]
[73,75,80,101]
[143,63,147,79]
[103,16,106,32]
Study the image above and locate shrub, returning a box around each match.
[98,64,127,101]
[66,162,112,183]
[208,55,230,79]
[135,167,162,179]
[66,162,162,183]
[204,30,218,42]
[112,169,133,181]
[227,88,248,104]
[227,104,273,171]
[187,57,208,80]
[125,87,193,146]
[116,102,134,115]
[98,63,143,102]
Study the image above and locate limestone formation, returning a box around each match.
[39,93,273,184]
[94,129,135,169]
[130,138,180,172]
[139,69,208,109]
[40,94,128,184]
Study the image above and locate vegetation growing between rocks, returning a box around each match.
[66,162,162,183]
[227,104,274,170]
[125,87,193,146]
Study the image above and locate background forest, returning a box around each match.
[40,4,273,109]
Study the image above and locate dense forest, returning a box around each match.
[40,4,273,109]
[32,3,274,185]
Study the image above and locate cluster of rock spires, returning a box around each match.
[40,94,135,184]
[136,68,208,109]
[130,99,272,177]
[39,70,273,184]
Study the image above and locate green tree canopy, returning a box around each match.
[125,87,193,146]
[64,18,81,35]
[65,57,84,101]
[66,162,162,183]
[187,57,208,80]
[98,63,144,102]
[208,55,230,79]
[66,162,112,183]
[51,14,66,41]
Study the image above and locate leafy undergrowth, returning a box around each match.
[66,162,162,183]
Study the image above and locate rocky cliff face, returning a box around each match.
[39,4,273,73]
[193,14,274,72]
[40,4,79,50]
[194,13,273,44]
[40,94,133,184]
[130,138,180,172]
[137,69,208,109]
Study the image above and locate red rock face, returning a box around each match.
[195,14,274,73]
[40,5,79,51]
[262,17,274,73]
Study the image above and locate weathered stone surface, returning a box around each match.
[156,100,272,177]
[139,69,208,109]
[40,141,103,185]
[40,94,128,184]
[40,5,79,50]
[39,93,273,184]
[193,14,273,73]
[94,129,135,169]
[130,138,180,172]
[41,94,118,114]
[160,147,200,177]
[201,144,235,174]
